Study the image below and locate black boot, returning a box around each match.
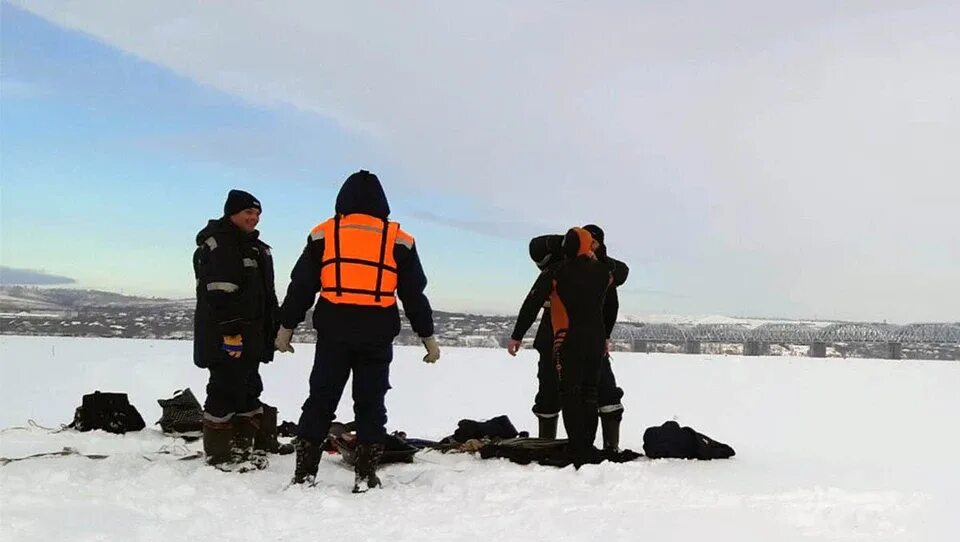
[538,416,558,440]
[353,443,384,493]
[202,418,234,466]
[232,414,269,470]
[561,390,602,469]
[292,438,322,485]
[600,411,622,453]
[254,404,295,455]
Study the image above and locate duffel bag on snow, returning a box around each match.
[642,421,735,460]
[68,391,146,434]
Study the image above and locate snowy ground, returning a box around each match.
[1,336,958,541]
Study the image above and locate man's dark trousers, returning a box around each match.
[534,348,623,418]
[297,339,392,445]
[205,360,263,420]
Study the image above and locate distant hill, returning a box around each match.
[0,286,189,311]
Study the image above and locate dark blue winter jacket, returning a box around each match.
[279,171,434,344]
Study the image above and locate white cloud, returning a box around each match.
[13,0,960,321]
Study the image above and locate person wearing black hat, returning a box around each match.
[526,224,628,452]
[275,170,438,491]
[509,227,612,467]
[192,189,280,470]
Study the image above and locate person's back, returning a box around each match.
[275,170,440,491]
[550,255,610,352]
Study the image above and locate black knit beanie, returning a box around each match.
[582,224,605,245]
[224,189,262,216]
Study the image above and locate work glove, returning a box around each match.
[222,335,243,358]
[422,336,440,363]
[275,326,295,353]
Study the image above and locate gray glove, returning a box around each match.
[274,326,295,353]
[422,336,440,363]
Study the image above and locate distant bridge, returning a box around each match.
[610,322,960,359]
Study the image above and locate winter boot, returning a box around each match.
[202,418,234,466]
[292,438,322,485]
[353,443,384,493]
[537,415,558,440]
[600,410,622,453]
[232,413,269,470]
[254,404,295,455]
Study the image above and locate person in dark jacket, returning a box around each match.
[527,224,628,451]
[509,227,612,467]
[275,170,439,491]
[193,189,280,469]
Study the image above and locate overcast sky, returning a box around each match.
[3,1,958,322]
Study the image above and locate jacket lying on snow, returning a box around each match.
[193,217,280,367]
[642,421,736,460]
[479,437,641,467]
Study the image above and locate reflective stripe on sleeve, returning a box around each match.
[206,282,240,293]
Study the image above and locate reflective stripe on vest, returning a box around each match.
[316,214,401,307]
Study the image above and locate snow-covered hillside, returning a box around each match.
[1,336,958,541]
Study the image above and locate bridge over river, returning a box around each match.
[610,322,960,359]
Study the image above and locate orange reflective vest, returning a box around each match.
[311,214,413,308]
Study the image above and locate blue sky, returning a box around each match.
[1,6,529,313]
[2,2,958,322]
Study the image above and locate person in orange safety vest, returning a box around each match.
[275,170,439,491]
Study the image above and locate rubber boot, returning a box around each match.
[292,438,322,485]
[254,405,295,455]
[560,390,588,468]
[600,411,622,453]
[233,414,259,454]
[202,418,234,466]
[353,443,384,493]
[538,416,558,440]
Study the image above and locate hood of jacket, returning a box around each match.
[335,170,391,219]
[195,217,260,246]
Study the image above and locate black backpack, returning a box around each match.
[642,421,735,460]
[69,391,146,434]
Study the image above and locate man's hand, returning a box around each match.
[422,336,440,363]
[507,338,522,357]
[275,326,295,353]
[605,339,611,355]
[222,335,243,358]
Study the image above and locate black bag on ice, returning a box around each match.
[69,391,146,434]
[452,415,519,442]
[642,421,735,460]
[156,388,203,435]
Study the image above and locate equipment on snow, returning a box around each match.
[642,421,735,460]
[156,388,203,437]
[479,437,641,468]
[328,421,418,466]
[451,415,520,442]
[68,391,146,434]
